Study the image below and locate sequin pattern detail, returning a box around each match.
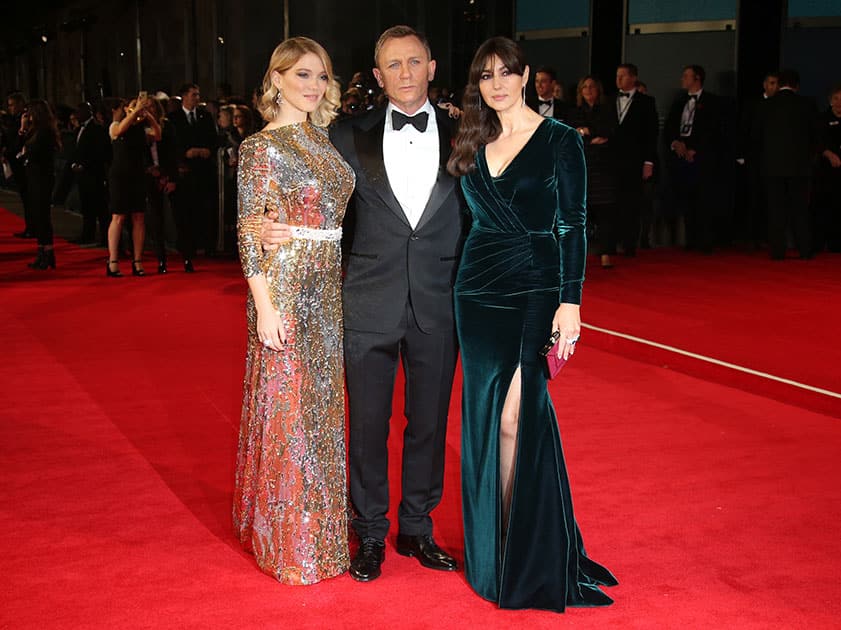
[233,123,355,585]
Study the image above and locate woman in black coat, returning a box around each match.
[20,100,61,270]
[570,76,618,267]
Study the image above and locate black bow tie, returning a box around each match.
[539,99,553,105]
[688,94,698,100]
[392,110,429,132]
[618,91,631,98]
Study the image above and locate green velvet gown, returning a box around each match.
[455,118,618,612]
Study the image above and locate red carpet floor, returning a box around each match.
[2,207,840,629]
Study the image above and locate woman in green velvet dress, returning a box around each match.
[447,37,618,612]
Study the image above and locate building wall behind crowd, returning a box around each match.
[0,0,511,105]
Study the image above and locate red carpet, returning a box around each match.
[2,207,840,629]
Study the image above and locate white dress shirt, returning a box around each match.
[680,89,703,137]
[383,100,439,229]
[616,88,636,124]
[538,98,554,118]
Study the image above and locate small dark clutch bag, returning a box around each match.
[539,331,567,379]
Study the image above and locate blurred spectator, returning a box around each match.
[528,66,570,123]
[4,92,34,237]
[754,69,818,259]
[613,63,658,256]
[69,102,111,245]
[339,88,364,120]
[814,83,841,252]
[145,97,178,273]
[106,96,161,277]
[233,105,255,139]
[570,76,618,268]
[169,83,218,271]
[21,99,61,269]
[736,71,778,249]
[665,64,727,253]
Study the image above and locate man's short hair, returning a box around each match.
[374,25,431,66]
[535,66,557,81]
[617,63,639,77]
[685,65,706,85]
[7,91,26,106]
[777,68,800,89]
[830,83,841,98]
[178,83,199,97]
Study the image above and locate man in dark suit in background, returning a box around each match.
[736,71,778,249]
[263,25,463,584]
[69,102,111,245]
[529,66,570,124]
[612,63,658,256]
[755,68,817,259]
[169,83,217,272]
[665,64,727,253]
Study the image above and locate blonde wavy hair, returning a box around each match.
[258,37,340,127]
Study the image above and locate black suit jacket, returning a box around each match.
[755,89,818,178]
[330,105,466,334]
[611,91,659,175]
[528,97,571,125]
[73,120,111,183]
[169,107,217,178]
[664,91,726,158]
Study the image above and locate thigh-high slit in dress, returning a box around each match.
[455,118,618,611]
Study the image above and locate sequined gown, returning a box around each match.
[233,122,355,585]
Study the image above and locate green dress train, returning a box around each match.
[455,118,618,612]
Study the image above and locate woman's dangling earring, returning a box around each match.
[275,88,283,106]
[521,84,526,107]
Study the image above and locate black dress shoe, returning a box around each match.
[158,259,168,274]
[13,230,35,239]
[396,534,457,571]
[350,538,385,582]
[184,259,195,273]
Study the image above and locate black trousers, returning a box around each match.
[765,176,811,259]
[589,202,618,255]
[145,174,168,261]
[669,154,717,253]
[27,172,54,246]
[78,175,108,242]
[11,161,33,233]
[344,303,458,541]
[614,165,643,255]
[813,167,841,253]
[172,171,214,259]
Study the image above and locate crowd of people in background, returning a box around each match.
[1,60,840,273]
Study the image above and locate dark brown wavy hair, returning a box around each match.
[447,37,527,177]
[24,99,61,150]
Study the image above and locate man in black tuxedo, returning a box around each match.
[69,102,111,245]
[754,68,817,259]
[263,25,463,583]
[169,83,217,271]
[612,63,658,256]
[528,66,570,124]
[664,65,727,253]
[736,72,778,249]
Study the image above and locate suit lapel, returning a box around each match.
[353,110,410,228]
[415,108,455,232]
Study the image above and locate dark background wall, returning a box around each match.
[0,0,836,111]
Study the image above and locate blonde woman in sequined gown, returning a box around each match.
[233,37,355,585]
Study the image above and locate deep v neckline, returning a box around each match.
[483,118,549,179]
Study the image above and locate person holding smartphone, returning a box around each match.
[105,95,161,277]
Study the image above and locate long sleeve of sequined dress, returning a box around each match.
[455,119,618,611]
[232,122,355,585]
